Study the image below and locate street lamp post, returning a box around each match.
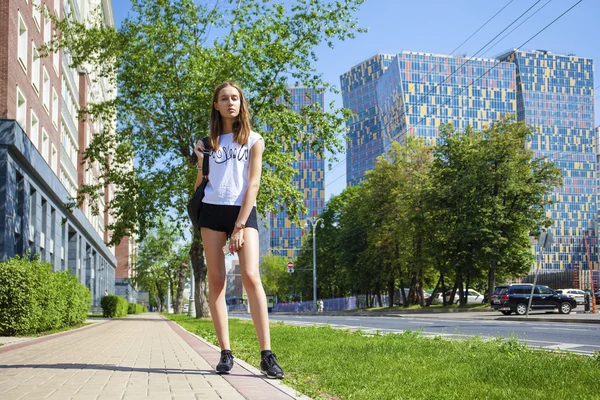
[306,218,324,312]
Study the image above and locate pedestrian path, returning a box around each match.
[0,314,305,400]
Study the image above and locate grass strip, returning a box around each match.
[166,314,600,399]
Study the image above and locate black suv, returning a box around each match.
[491,284,577,315]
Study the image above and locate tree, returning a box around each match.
[259,255,291,301]
[134,219,179,311]
[428,119,562,304]
[46,0,365,317]
[295,186,360,300]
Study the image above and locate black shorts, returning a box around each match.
[198,203,258,238]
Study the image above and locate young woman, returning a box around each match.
[193,82,284,379]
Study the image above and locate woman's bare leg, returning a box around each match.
[237,228,270,351]
[201,228,230,350]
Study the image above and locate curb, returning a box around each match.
[499,315,600,324]
[269,308,495,317]
[164,317,313,400]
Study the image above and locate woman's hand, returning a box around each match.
[229,228,244,254]
[194,139,205,162]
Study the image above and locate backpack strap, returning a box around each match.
[201,137,210,177]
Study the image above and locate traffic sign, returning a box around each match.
[287,261,294,273]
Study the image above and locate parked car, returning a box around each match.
[183,303,190,312]
[555,289,586,305]
[444,289,485,305]
[394,288,430,305]
[491,284,577,315]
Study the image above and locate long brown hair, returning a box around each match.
[209,81,252,150]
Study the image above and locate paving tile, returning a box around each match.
[0,314,304,400]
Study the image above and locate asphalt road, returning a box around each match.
[233,313,600,356]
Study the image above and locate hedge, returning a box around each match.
[0,256,91,335]
[127,303,148,314]
[100,295,128,318]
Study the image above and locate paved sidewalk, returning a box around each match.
[0,314,306,400]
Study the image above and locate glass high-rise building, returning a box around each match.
[340,54,394,187]
[499,50,597,270]
[377,51,516,148]
[259,88,326,259]
[341,49,596,272]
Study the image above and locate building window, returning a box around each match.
[53,32,59,73]
[42,129,49,162]
[52,87,59,127]
[44,11,51,44]
[16,87,27,129]
[18,13,28,71]
[31,111,39,148]
[51,144,58,174]
[31,45,40,93]
[42,67,50,112]
[33,0,41,29]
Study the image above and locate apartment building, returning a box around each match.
[0,0,135,306]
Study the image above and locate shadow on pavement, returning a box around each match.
[0,363,215,375]
[0,363,267,379]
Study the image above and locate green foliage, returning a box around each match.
[296,119,562,305]
[134,217,185,311]
[127,303,148,314]
[44,0,365,242]
[259,255,291,300]
[167,315,599,399]
[100,295,129,318]
[0,256,91,335]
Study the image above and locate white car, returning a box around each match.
[555,289,586,305]
[445,289,485,305]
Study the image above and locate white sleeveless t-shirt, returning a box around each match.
[202,131,263,206]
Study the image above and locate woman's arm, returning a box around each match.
[229,139,263,253]
[193,139,206,190]
[193,164,204,190]
[236,139,263,225]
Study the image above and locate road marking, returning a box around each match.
[532,327,589,331]
[539,343,584,350]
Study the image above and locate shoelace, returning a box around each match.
[263,353,278,368]
[220,353,232,364]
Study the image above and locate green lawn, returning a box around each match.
[166,314,599,399]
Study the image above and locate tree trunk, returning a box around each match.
[387,279,395,308]
[190,230,210,317]
[487,262,496,303]
[173,259,189,314]
[156,281,164,312]
[427,276,442,307]
[441,273,447,306]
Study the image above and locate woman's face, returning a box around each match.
[214,85,241,121]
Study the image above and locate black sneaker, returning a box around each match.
[216,350,234,374]
[260,352,284,379]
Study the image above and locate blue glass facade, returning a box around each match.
[340,54,394,187]
[341,49,596,272]
[377,52,516,147]
[499,50,597,271]
[261,88,326,259]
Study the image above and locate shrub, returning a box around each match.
[127,303,147,314]
[0,255,91,335]
[101,295,128,318]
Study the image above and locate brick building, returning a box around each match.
[0,0,135,307]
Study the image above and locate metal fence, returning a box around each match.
[520,269,600,290]
[272,294,391,312]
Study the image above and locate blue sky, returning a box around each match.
[111,0,600,200]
